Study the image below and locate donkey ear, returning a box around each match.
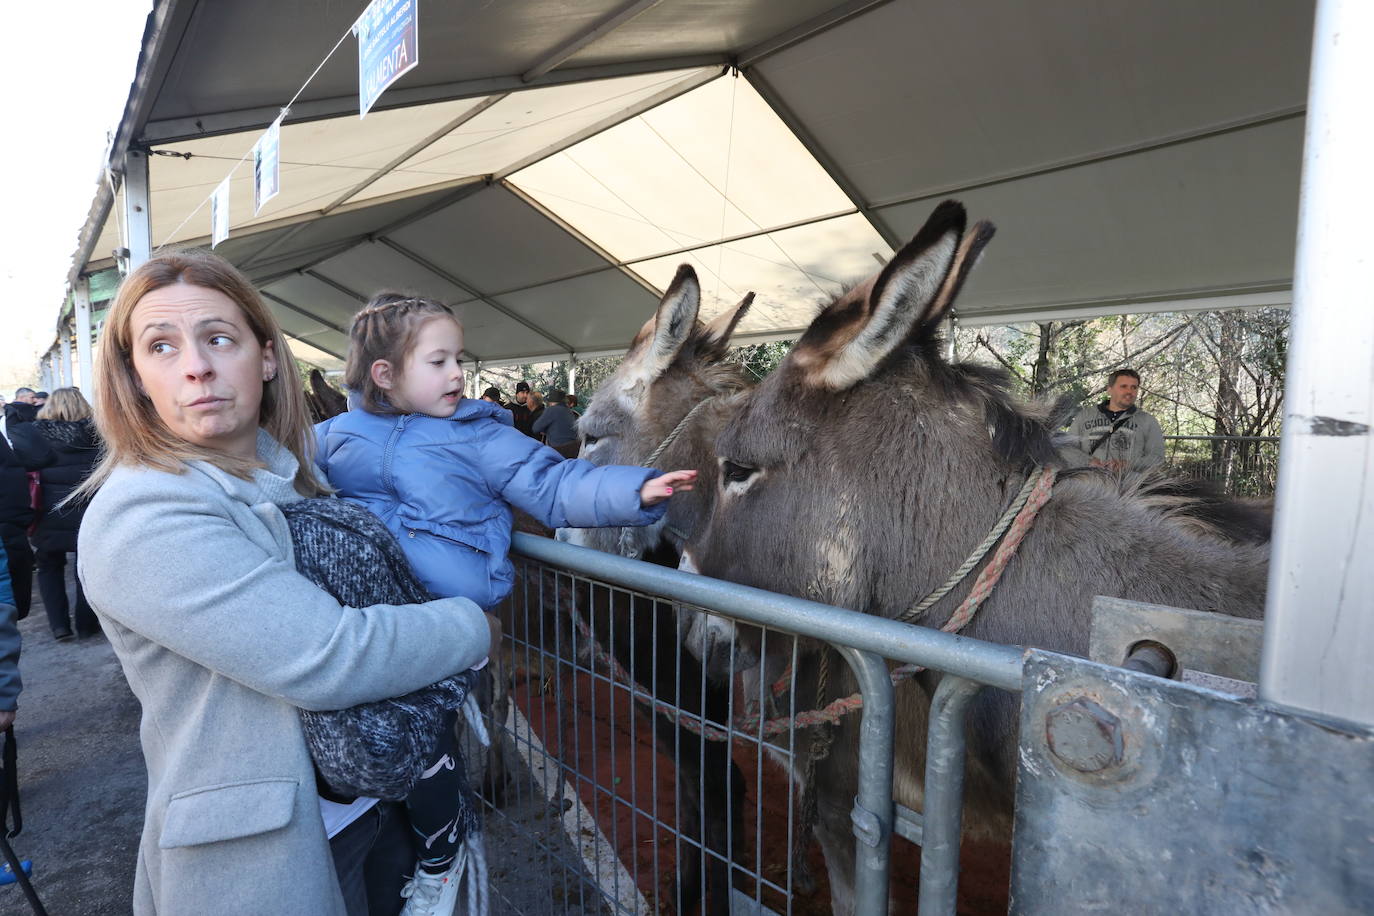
[647,264,700,371]
[699,291,755,358]
[793,200,966,390]
[918,219,996,336]
[619,264,701,396]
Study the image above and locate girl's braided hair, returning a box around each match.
[345,292,458,414]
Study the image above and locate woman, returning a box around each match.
[10,387,101,640]
[76,250,492,916]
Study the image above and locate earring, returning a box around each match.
[264,371,276,382]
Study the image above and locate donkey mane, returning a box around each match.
[667,320,756,398]
[892,336,1271,545]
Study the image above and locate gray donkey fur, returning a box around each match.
[567,264,754,559]
[677,200,1269,912]
[560,267,757,914]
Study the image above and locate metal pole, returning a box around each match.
[60,328,73,388]
[940,316,957,363]
[74,278,94,393]
[917,675,983,916]
[1260,0,1374,727]
[567,354,578,397]
[834,647,895,915]
[123,148,153,270]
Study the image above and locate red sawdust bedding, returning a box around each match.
[510,667,1010,914]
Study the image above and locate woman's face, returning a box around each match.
[129,282,277,460]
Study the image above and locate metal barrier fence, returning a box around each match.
[470,533,1024,916]
[1161,435,1279,497]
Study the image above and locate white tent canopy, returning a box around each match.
[68,0,1311,371]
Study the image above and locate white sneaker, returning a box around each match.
[399,853,464,916]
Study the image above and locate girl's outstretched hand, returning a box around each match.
[640,469,698,506]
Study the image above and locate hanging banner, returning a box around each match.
[253,118,282,215]
[211,176,231,247]
[353,0,419,118]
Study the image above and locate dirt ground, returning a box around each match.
[2,570,145,916]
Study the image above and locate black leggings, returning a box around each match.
[405,711,472,872]
[34,549,97,636]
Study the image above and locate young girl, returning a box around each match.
[315,293,695,916]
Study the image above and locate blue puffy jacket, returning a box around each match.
[315,399,665,609]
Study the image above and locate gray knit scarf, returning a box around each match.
[281,497,481,850]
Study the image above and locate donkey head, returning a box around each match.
[561,264,754,562]
[683,201,1057,675]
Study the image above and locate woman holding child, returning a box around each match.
[78,250,691,916]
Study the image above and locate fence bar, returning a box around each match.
[514,534,1024,691]
[917,675,984,916]
[836,646,897,915]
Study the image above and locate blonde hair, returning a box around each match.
[79,249,326,498]
[345,292,458,414]
[529,391,546,410]
[38,387,92,422]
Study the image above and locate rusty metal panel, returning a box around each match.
[1011,649,1374,915]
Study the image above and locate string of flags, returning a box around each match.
[208,0,419,249]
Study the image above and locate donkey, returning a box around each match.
[560,265,756,915]
[678,200,1270,912]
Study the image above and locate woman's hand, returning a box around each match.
[640,469,698,506]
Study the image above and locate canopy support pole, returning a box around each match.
[123,148,152,270]
[74,278,94,393]
[1261,0,1374,727]
[60,329,73,388]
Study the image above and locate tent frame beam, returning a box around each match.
[322,96,509,215]
[258,290,349,362]
[522,0,669,82]
[743,68,903,250]
[139,54,729,146]
[737,0,897,69]
[374,236,575,354]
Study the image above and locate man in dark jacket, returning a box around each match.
[0,391,38,619]
[509,381,535,437]
[533,388,580,451]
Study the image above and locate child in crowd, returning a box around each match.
[315,293,694,916]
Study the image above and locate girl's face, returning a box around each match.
[384,316,466,417]
[129,282,276,459]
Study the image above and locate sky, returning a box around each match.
[0,0,152,391]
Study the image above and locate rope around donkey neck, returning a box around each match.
[898,466,1050,623]
[643,395,718,468]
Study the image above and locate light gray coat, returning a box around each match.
[78,431,489,916]
[1060,401,1166,470]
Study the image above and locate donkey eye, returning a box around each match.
[721,460,757,484]
[583,435,599,446]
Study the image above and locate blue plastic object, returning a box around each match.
[0,858,32,886]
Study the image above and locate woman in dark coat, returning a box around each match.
[11,387,102,640]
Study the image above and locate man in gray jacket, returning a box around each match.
[1060,368,1165,472]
